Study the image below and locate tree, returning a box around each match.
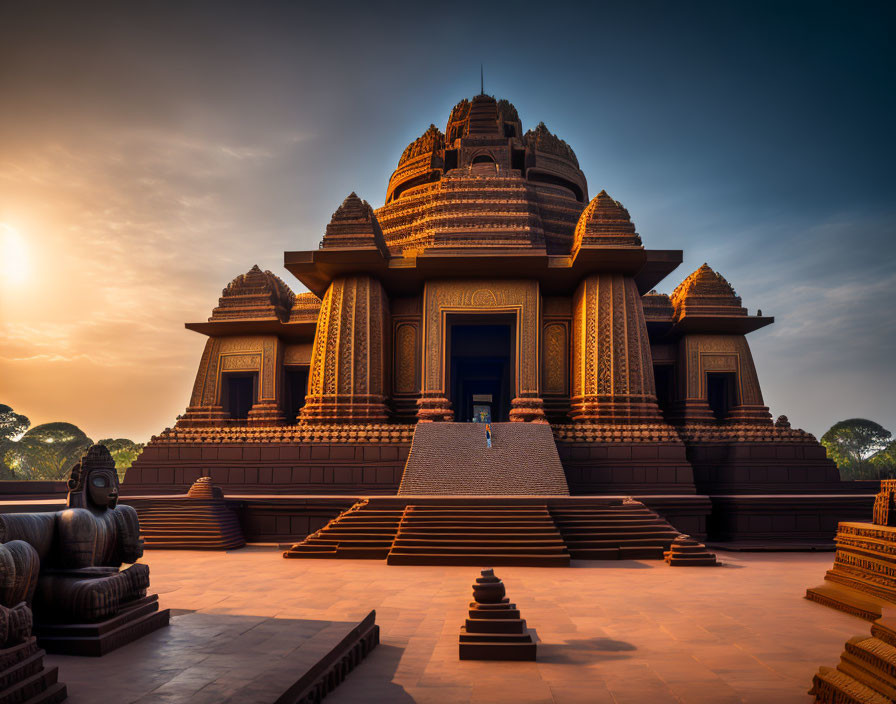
[821,418,892,480]
[0,404,31,479]
[6,423,93,480]
[97,438,145,480]
[871,441,896,480]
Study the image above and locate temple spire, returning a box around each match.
[480,64,484,95]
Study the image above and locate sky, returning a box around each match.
[0,1,894,442]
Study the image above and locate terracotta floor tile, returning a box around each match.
[42,547,868,703]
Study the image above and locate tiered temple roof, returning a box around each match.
[378,94,588,255]
[572,190,642,253]
[289,292,322,323]
[320,193,390,258]
[210,265,295,322]
[670,263,745,319]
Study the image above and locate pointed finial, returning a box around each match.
[480,64,484,95]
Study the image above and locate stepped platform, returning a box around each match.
[283,499,403,559]
[284,496,684,565]
[806,520,896,621]
[549,499,680,560]
[810,616,896,703]
[123,495,246,550]
[48,603,380,704]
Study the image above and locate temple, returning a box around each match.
[124,92,871,548]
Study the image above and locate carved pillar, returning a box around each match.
[248,337,286,426]
[569,274,662,423]
[300,275,390,423]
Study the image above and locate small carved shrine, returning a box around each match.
[459,569,536,661]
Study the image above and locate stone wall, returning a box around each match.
[124,440,410,495]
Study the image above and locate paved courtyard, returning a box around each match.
[48,547,860,703]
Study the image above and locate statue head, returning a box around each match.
[66,444,119,510]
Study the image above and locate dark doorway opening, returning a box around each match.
[653,364,674,414]
[223,373,256,420]
[284,367,309,423]
[449,319,514,422]
[706,372,737,420]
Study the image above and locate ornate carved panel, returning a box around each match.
[221,354,261,371]
[283,343,313,366]
[394,324,419,393]
[422,280,540,396]
[542,323,568,395]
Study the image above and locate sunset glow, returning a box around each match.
[0,224,29,287]
[0,2,892,445]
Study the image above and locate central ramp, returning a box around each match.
[398,422,569,495]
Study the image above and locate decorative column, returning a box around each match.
[247,337,286,426]
[300,275,390,423]
[569,273,663,423]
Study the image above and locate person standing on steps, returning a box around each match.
[485,422,492,449]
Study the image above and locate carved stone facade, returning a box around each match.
[668,334,771,423]
[130,88,846,533]
[418,280,544,423]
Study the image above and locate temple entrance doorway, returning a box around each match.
[222,372,256,420]
[447,316,514,422]
[284,367,309,423]
[706,371,737,420]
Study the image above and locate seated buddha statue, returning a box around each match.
[0,444,149,623]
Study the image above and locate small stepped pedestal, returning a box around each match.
[809,616,896,703]
[664,534,718,566]
[0,600,67,704]
[459,569,536,661]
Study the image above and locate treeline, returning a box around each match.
[821,418,896,480]
[0,404,143,481]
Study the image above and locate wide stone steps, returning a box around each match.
[284,502,403,559]
[284,498,682,565]
[386,505,570,567]
[549,503,680,560]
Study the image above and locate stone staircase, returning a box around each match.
[548,501,680,560]
[386,505,570,567]
[283,500,404,559]
[127,497,246,550]
[283,497,683,565]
